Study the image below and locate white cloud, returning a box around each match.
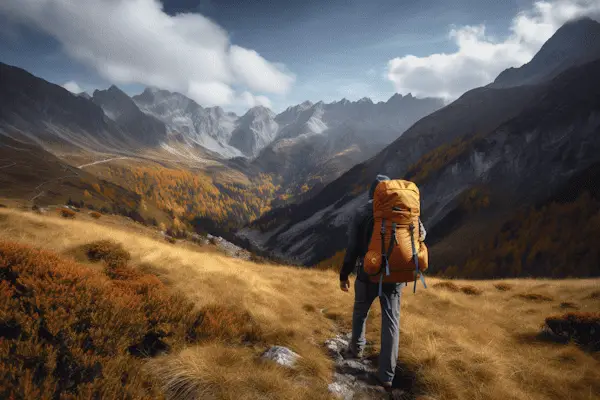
[239,91,273,109]
[0,0,294,108]
[62,81,83,94]
[230,46,295,94]
[387,0,600,100]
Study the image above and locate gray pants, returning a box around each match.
[351,279,402,383]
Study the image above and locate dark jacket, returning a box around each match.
[339,200,427,282]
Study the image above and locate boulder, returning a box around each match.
[261,346,300,368]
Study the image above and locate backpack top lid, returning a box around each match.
[372,179,420,219]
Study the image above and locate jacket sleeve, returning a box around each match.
[419,218,427,242]
[339,208,363,281]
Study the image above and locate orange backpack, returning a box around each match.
[362,179,429,294]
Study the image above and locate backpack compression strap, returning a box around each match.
[409,222,428,293]
[378,222,397,297]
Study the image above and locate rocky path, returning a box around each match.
[325,333,414,400]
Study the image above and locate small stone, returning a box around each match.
[339,359,373,375]
[328,382,354,400]
[261,346,300,368]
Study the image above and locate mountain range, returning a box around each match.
[0,61,443,193]
[1,17,599,279]
[238,17,600,279]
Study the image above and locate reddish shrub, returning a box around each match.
[90,211,102,219]
[59,208,76,218]
[0,240,205,398]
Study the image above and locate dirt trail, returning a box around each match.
[78,157,129,169]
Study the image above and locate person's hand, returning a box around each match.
[340,279,350,292]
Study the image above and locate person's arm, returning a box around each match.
[340,208,363,282]
[419,218,427,242]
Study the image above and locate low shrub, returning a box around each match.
[517,293,554,302]
[559,302,579,309]
[0,240,202,398]
[164,235,176,244]
[82,239,131,268]
[89,211,102,219]
[187,304,263,344]
[544,312,600,351]
[494,283,513,291]
[460,285,483,296]
[59,207,76,218]
[433,281,460,292]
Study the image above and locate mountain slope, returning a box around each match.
[492,17,600,88]
[92,86,167,146]
[0,63,135,154]
[229,106,279,157]
[253,94,444,196]
[0,134,167,224]
[133,88,243,158]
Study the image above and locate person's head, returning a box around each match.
[368,174,390,200]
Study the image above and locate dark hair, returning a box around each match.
[369,174,390,199]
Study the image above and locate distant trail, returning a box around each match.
[78,157,129,169]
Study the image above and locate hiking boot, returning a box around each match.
[367,372,393,392]
[342,345,364,359]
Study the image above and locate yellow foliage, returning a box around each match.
[456,192,600,278]
[94,165,279,226]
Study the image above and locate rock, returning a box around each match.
[261,346,300,368]
[328,381,354,400]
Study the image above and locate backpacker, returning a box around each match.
[362,179,428,294]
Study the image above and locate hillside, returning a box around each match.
[0,135,169,226]
[492,17,600,88]
[0,208,598,399]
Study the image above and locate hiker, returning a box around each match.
[339,174,427,391]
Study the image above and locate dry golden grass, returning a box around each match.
[1,208,599,399]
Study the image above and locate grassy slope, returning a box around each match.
[0,208,599,399]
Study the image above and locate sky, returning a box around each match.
[0,0,599,114]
